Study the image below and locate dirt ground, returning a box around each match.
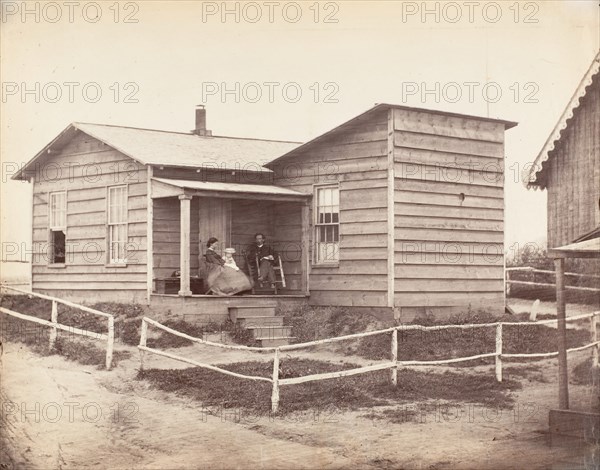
[1,298,598,469]
[1,328,598,470]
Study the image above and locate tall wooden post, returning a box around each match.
[146,166,154,304]
[386,108,395,309]
[106,316,114,370]
[178,194,193,296]
[300,201,310,295]
[554,257,569,410]
[495,323,503,382]
[271,348,280,414]
[592,313,599,368]
[139,319,148,371]
[390,328,398,386]
[49,300,58,349]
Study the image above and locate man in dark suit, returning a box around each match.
[247,233,277,287]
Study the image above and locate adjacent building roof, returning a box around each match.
[524,52,600,189]
[12,122,300,180]
[266,102,518,167]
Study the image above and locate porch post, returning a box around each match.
[179,194,193,296]
[554,257,568,410]
[301,201,310,295]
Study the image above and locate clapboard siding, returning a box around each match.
[395,264,504,279]
[31,133,148,294]
[396,251,504,266]
[395,161,503,188]
[396,202,503,220]
[395,215,503,232]
[393,108,507,314]
[545,73,600,247]
[394,131,504,159]
[394,109,505,143]
[394,292,504,308]
[394,147,503,172]
[152,197,199,279]
[272,108,390,306]
[272,202,303,291]
[230,200,274,273]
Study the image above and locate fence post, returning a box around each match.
[592,313,599,368]
[49,300,58,350]
[390,328,398,386]
[106,316,114,370]
[495,323,503,382]
[139,318,148,371]
[271,348,280,414]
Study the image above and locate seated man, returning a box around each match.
[247,233,277,287]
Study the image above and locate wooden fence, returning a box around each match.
[0,285,115,370]
[505,266,600,294]
[138,312,600,414]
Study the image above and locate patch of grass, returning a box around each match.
[572,357,600,385]
[0,295,129,368]
[502,364,549,383]
[53,337,131,368]
[355,311,591,364]
[119,320,143,346]
[221,319,259,347]
[281,304,388,345]
[146,319,212,349]
[572,358,600,414]
[137,358,520,415]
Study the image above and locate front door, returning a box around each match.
[198,198,231,257]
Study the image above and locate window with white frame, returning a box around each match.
[107,185,128,264]
[314,185,339,263]
[49,191,66,264]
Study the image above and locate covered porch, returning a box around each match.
[148,177,311,302]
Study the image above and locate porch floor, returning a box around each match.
[148,293,308,323]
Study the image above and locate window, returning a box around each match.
[314,185,339,263]
[49,191,66,264]
[107,185,128,264]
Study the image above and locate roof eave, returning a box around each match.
[11,123,79,181]
[525,51,600,189]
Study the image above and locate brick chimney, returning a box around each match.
[193,105,212,136]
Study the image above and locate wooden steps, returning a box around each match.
[228,305,294,347]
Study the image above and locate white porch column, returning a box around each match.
[301,201,310,295]
[178,194,193,296]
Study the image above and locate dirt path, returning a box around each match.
[0,343,362,470]
[507,298,598,317]
[1,339,596,469]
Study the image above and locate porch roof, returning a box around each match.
[548,238,600,259]
[151,177,310,202]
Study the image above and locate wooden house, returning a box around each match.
[268,104,516,318]
[524,52,600,248]
[13,104,516,321]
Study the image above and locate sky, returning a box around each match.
[1,0,599,277]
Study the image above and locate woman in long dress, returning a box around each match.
[204,238,253,296]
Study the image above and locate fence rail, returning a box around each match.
[138,311,600,413]
[0,285,115,370]
[505,267,600,294]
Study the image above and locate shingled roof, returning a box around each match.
[13,122,300,180]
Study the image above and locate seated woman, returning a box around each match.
[204,238,253,296]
